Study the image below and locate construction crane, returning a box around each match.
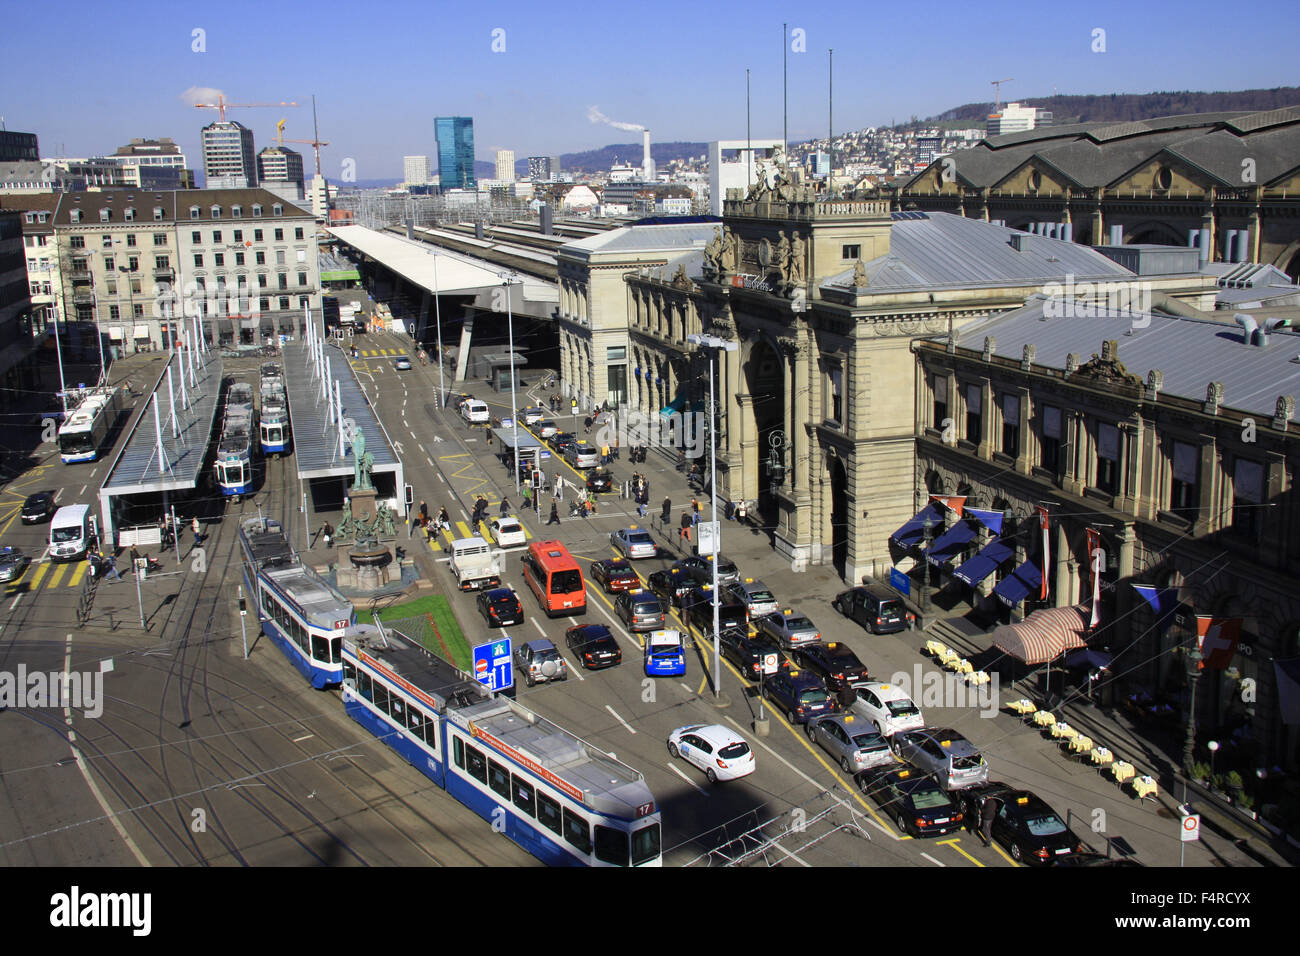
[193,93,299,123]
[991,78,1013,112]
[271,118,330,176]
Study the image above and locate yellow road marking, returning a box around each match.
[47,562,69,589]
[67,562,87,587]
[28,562,50,590]
[455,520,471,538]
[438,453,470,460]
[937,837,985,867]
[989,841,1019,867]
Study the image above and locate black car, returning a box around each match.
[21,492,56,524]
[586,469,615,494]
[682,588,749,634]
[855,766,964,838]
[957,784,1086,865]
[477,587,523,628]
[719,627,790,681]
[565,623,623,670]
[550,432,577,455]
[647,568,695,608]
[833,585,908,634]
[793,641,870,692]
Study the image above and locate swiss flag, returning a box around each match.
[1196,617,1243,670]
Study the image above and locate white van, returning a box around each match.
[49,504,96,561]
[461,399,490,425]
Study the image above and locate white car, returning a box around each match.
[848,681,925,738]
[521,406,546,426]
[667,724,755,783]
[537,420,559,439]
[489,516,527,548]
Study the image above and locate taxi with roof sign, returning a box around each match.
[723,578,779,618]
[847,680,925,738]
[854,765,964,838]
[611,525,658,559]
[806,712,895,774]
[756,608,822,650]
[793,641,869,691]
[644,628,686,677]
[762,669,836,725]
[647,567,696,608]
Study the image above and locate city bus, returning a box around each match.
[521,540,587,617]
[57,386,124,463]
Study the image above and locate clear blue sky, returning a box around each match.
[3,0,1298,180]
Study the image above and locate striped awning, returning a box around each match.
[991,605,1091,666]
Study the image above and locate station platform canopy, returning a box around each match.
[283,336,405,502]
[98,349,223,541]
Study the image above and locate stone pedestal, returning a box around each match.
[349,486,378,527]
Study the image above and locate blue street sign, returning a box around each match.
[890,567,911,596]
[472,638,514,693]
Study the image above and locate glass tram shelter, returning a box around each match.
[97,350,225,545]
[282,336,406,528]
[490,426,547,477]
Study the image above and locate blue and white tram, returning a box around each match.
[239,516,350,688]
[341,627,663,867]
[216,413,254,496]
[259,400,290,456]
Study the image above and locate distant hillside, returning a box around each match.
[549,140,708,174]
[926,86,1300,127]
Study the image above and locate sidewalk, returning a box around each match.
[922,611,1296,865]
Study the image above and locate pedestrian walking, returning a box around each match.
[323,522,334,549]
[601,442,610,465]
[499,497,511,516]
[437,506,450,533]
[637,498,647,519]
[554,474,564,499]
[98,550,121,581]
[548,498,560,526]
[679,511,692,544]
[661,496,672,526]
[191,516,202,548]
[522,487,532,512]
[583,415,593,434]
[419,501,428,525]
[979,796,1001,847]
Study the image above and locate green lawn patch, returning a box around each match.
[376,594,473,671]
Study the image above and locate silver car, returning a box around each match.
[806,714,895,774]
[894,727,990,790]
[0,547,30,583]
[724,578,779,618]
[514,639,570,687]
[756,610,822,650]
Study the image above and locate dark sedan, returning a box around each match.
[793,641,870,692]
[855,766,964,838]
[647,568,695,608]
[958,785,1086,865]
[550,432,577,456]
[476,587,523,628]
[565,623,623,670]
[21,492,56,524]
[719,626,790,681]
[586,469,615,494]
[589,558,639,593]
[674,555,740,587]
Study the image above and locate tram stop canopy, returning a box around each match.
[491,426,549,469]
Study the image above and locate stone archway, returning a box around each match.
[742,338,786,529]
[829,454,849,578]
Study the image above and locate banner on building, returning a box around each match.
[1086,528,1102,628]
[1130,585,1182,635]
[1195,616,1243,670]
[967,508,1004,535]
[1037,506,1050,601]
[928,495,967,518]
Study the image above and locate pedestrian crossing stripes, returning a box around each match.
[421,516,534,554]
[3,558,115,594]
[358,348,405,357]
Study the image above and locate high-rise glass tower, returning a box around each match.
[435,117,476,190]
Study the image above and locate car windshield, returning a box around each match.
[911,789,952,810]
[498,521,520,532]
[718,742,750,760]
[633,598,661,612]
[492,594,517,606]
[878,600,903,617]
[952,753,985,769]
[787,617,814,630]
[799,689,830,706]
[628,532,652,544]
[853,733,887,750]
[550,570,582,594]
[749,589,775,603]
[1024,812,1068,837]
[887,699,920,717]
[51,527,82,543]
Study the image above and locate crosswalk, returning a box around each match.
[6,558,92,594]
[419,510,537,553]
[355,348,406,357]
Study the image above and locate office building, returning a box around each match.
[435,117,476,190]
[707,139,784,216]
[257,146,305,189]
[201,120,257,188]
[495,149,515,183]
[528,156,553,181]
[985,102,1052,137]
[0,131,40,163]
[403,155,430,187]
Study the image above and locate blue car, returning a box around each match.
[644,629,686,677]
[762,670,836,725]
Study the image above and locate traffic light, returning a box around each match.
[404,483,414,507]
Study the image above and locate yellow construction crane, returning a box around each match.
[272,118,330,176]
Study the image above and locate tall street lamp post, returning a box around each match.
[688,333,738,698]
[500,272,521,494]
[429,248,447,408]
